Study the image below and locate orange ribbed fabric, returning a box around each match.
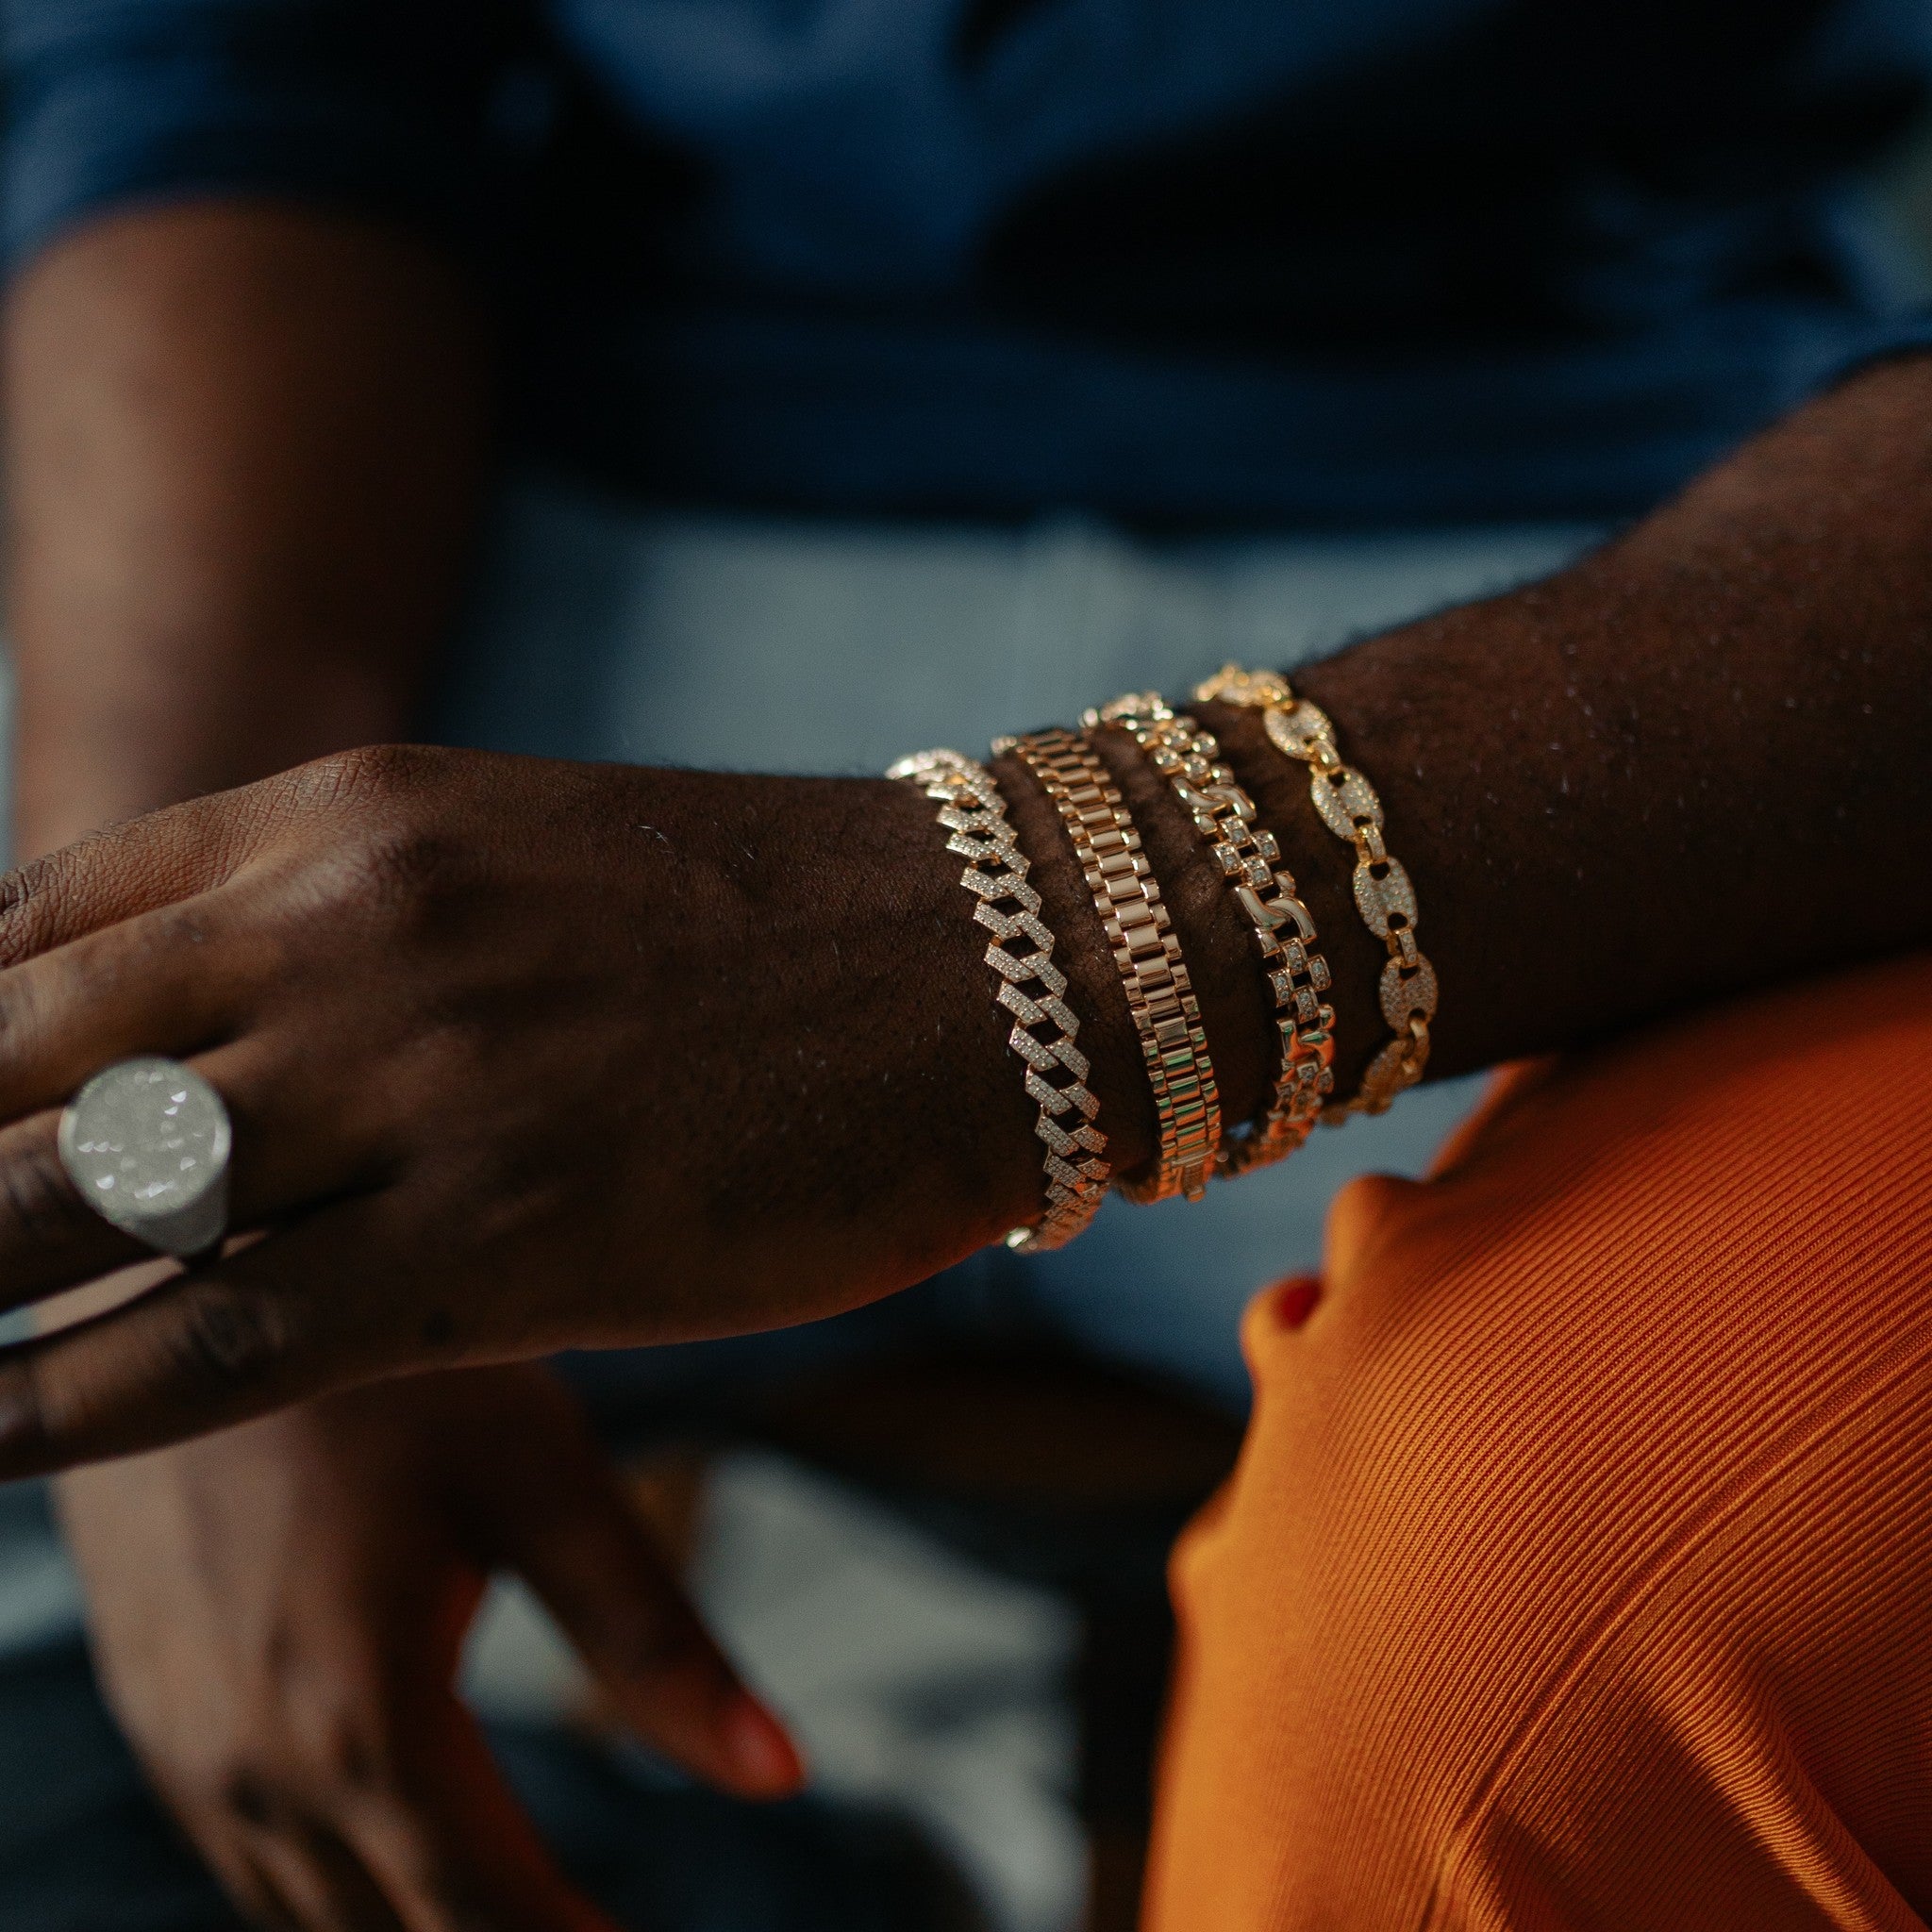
[1145,951,1932,1931]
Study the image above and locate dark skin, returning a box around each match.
[5,202,481,829]
[5,205,803,1932]
[61,1357,799,1932]
[4,202,1931,1932]
[1008,354,1932,1151]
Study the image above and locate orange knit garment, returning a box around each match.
[1145,951,1932,1930]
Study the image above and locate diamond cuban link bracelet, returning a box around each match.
[1194,665,1437,1118]
[888,748,1109,1251]
[1087,691,1336,1173]
[993,727,1222,1204]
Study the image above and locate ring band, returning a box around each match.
[58,1057,233,1259]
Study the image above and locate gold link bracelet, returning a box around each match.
[1195,665,1437,1117]
[889,748,1109,1251]
[1087,691,1336,1173]
[993,727,1222,1203]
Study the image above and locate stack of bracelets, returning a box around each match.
[889,663,1438,1252]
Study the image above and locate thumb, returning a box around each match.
[494,1442,804,1801]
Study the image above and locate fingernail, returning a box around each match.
[723,1693,805,1795]
[1268,1275,1324,1330]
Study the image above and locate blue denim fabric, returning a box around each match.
[7,1,1932,523]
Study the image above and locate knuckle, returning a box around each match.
[281,743,440,819]
[298,819,479,954]
[348,823,475,919]
[0,853,70,967]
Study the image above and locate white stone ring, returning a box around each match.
[58,1058,233,1259]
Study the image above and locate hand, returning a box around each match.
[0,745,1100,1474]
[59,1357,802,1932]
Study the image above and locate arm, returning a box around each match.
[0,339,1922,1462]
[3,198,490,855]
[1257,354,1932,1085]
[1110,351,1932,1126]
[5,205,802,1932]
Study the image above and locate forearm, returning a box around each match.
[2,200,491,859]
[1292,352,1932,1083]
[992,354,1932,1176]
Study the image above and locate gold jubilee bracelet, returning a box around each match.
[1195,665,1437,1117]
[1087,691,1336,1173]
[889,748,1109,1251]
[993,727,1222,1204]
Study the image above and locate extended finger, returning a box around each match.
[0,1196,397,1478]
[0,1038,386,1318]
[494,1433,802,1799]
[242,1814,412,1932]
[0,783,280,971]
[190,1829,306,1932]
[0,892,264,1128]
[345,1700,619,1932]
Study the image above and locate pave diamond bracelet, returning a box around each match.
[1088,691,1336,1174]
[888,748,1109,1251]
[1195,665,1437,1118]
[994,726,1222,1204]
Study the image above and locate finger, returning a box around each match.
[0,1196,394,1478]
[0,893,260,1127]
[242,1816,412,1932]
[345,1700,620,1932]
[184,1777,404,1932]
[0,1038,383,1317]
[192,1830,307,1932]
[0,785,275,971]
[0,1108,146,1309]
[494,1435,803,1799]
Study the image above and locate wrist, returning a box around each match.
[903,699,1377,1238]
[948,681,1421,1230]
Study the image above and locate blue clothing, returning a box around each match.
[7,0,1932,525]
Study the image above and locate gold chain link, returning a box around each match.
[889,748,1109,1250]
[1086,691,1336,1174]
[994,727,1222,1203]
[1194,665,1437,1118]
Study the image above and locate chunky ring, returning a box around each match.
[58,1058,233,1259]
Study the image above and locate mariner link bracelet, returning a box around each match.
[1087,691,1337,1173]
[1196,664,1437,1117]
[887,748,1110,1250]
[994,726,1222,1204]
